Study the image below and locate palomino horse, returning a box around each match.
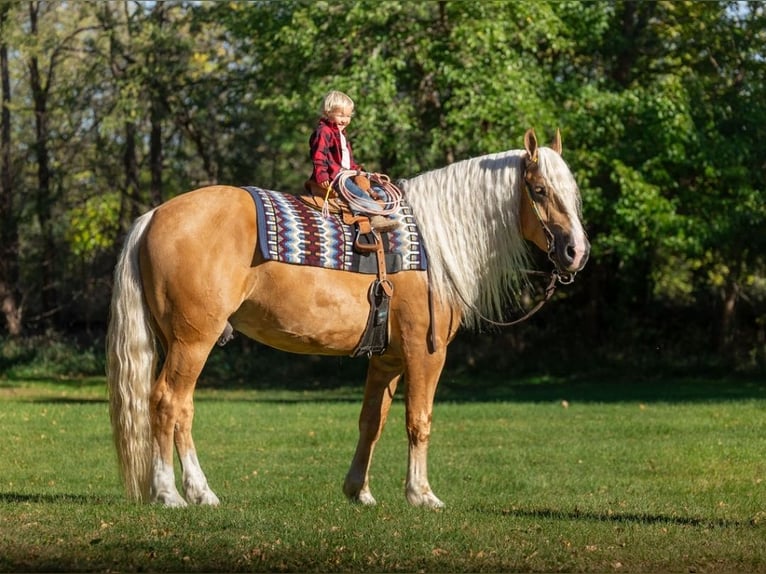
[106,129,589,508]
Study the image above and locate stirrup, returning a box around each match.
[354,228,380,253]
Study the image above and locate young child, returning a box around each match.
[308,90,398,232]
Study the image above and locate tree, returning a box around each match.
[0,1,22,335]
[0,0,763,369]
[546,0,766,357]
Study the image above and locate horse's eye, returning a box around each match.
[535,185,547,196]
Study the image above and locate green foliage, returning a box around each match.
[65,193,120,259]
[0,0,765,366]
[609,161,677,258]
[0,333,105,379]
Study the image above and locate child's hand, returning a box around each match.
[320,180,331,189]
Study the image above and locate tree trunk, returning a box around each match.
[613,0,653,87]
[717,279,739,353]
[148,1,167,207]
[123,120,142,222]
[0,3,22,335]
[28,1,58,324]
[149,100,163,206]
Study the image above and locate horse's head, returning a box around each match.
[519,128,590,281]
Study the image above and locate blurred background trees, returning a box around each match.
[0,0,764,377]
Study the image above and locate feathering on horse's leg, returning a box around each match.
[174,364,220,505]
[180,454,219,506]
[404,348,447,509]
[344,355,402,505]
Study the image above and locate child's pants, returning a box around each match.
[341,179,390,214]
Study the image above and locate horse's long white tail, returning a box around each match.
[106,211,157,502]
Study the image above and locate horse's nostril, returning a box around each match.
[565,243,576,262]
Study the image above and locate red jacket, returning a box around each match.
[309,117,361,185]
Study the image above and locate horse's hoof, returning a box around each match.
[188,490,220,506]
[406,489,445,509]
[152,492,188,508]
[344,481,377,505]
[353,491,377,506]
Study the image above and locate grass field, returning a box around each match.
[0,375,765,572]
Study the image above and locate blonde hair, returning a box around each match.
[321,90,354,117]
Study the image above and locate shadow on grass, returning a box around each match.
[32,397,106,405]
[3,352,765,406]
[196,372,766,405]
[0,492,117,504]
[435,374,766,404]
[199,337,766,404]
[477,505,758,529]
[4,373,766,406]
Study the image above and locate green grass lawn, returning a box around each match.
[0,375,765,572]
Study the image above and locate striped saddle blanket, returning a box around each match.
[242,186,427,274]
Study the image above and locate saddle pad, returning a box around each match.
[242,186,427,274]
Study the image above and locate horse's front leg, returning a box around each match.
[344,355,402,505]
[403,346,447,508]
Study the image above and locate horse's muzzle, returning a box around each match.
[550,230,590,275]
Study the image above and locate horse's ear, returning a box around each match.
[524,129,538,163]
[551,128,562,155]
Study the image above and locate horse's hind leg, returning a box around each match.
[150,341,220,506]
[175,396,220,506]
[344,355,402,505]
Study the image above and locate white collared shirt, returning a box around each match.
[339,130,351,169]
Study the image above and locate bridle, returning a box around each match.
[523,153,577,286]
[445,154,578,328]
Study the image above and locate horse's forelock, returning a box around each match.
[537,147,582,216]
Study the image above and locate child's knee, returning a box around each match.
[343,180,366,199]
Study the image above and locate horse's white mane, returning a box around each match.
[401,146,580,329]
